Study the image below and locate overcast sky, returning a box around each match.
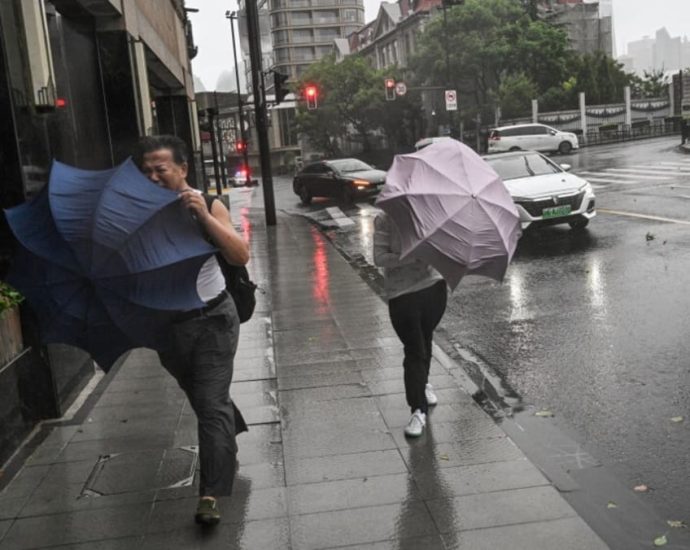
[188,0,690,91]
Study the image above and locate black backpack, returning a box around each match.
[202,195,257,323]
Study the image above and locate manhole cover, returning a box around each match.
[82,446,198,496]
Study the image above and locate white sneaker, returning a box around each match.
[404,409,426,437]
[425,383,438,406]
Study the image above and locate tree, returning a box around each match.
[498,73,538,119]
[409,0,570,121]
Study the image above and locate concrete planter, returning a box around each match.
[0,306,23,366]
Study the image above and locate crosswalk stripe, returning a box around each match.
[604,169,675,179]
[657,162,690,168]
[629,165,690,173]
[325,206,356,227]
[599,208,690,226]
[581,177,640,185]
[577,171,654,182]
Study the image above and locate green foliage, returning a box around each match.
[0,281,23,314]
[410,0,570,116]
[498,73,537,119]
[630,69,670,98]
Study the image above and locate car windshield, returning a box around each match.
[328,159,373,173]
[486,153,561,180]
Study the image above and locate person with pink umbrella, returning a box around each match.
[374,138,521,437]
[374,212,448,437]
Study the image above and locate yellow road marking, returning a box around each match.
[598,208,690,225]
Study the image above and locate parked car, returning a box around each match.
[293,158,386,205]
[488,123,579,155]
[483,151,595,231]
[414,136,452,150]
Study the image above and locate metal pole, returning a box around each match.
[442,3,458,138]
[227,11,251,186]
[245,0,276,226]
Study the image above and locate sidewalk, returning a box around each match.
[0,191,609,549]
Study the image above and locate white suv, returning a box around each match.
[488,123,579,155]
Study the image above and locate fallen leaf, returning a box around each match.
[667,520,686,529]
[634,484,649,493]
[671,416,684,423]
[607,501,618,509]
[535,410,554,418]
[439,453,449,461]
[646,232,655,241]
[653,534,668,546]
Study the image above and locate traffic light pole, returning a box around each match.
[245,0,276,226]
[227,11,251,186]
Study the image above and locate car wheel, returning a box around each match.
[509,146,521,152]
[341,185,355,204]
[558,141,573,155]
[298,186,312,205]
[569,217,589,230]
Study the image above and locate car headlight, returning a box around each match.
[579,182,593,194]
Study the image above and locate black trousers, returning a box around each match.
[158,295,247,497]
[389,280,448,414]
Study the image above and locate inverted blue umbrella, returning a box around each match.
[4,158,215,370]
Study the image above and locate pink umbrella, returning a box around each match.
[375,139,520,289]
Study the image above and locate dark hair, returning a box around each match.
[132,135,189,168]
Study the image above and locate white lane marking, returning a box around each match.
[629,165,690,173]
[578,171,641,179]
[578,176,642,185]
[598,208,690,225]
[604,169,674,179]
[325,206,356,227]
[658,161,690,167]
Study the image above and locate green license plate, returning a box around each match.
[542,205,572,219]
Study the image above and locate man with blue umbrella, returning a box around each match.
[134,135,250,526]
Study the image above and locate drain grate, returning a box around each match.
[82,446,198,496]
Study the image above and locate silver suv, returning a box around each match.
[488,123,579,155]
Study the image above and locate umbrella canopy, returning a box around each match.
[4,159,215,369]
[376,139,520,289]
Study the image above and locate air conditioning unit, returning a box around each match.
[20,0,57,110]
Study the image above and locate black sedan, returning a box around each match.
[292,158,386,205]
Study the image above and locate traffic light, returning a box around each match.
[236,140,246,153]
[274,71,289,104]
[385,78,396,101]
[305,85,318,110]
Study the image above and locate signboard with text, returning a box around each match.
[445,89,457,111]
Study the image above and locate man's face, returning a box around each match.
[140,148,188,190]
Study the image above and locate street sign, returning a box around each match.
[395,82,407,96]
[445,89,458,111]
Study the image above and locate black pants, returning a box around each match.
[158,295,247,497]
[389,280,448,414]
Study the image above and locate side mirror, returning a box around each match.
[560,163,571,172]
[549,130,557,136]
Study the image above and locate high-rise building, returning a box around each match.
[538,0,613,56]
[269,0,365,80]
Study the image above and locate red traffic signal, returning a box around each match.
[385,78,396,101]
[305,85,318,110]
[236,140,246,153]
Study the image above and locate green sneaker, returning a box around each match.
[195,498,220,525]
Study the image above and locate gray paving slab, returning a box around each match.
[0,503,152,549]
[289,502,437,550]
[441,517,610,550]
[139,517,290,550]
[328,534,447,550]
[39,536,144,550]
[284,449,409,486]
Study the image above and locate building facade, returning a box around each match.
[270,0,365,80]
[623,29,690,76]
[538,0,613,57]
[0,0,200,465]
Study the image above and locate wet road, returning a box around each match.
[267,136,690,525]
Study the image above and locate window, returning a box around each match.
[313,10,338,24]
[292,29,313,43]
[275,47,290,63]
[315,27,339,41]
[342,9,361,23]
[279,109,297,147]
[486,153,560,181]
[291,11,312,26]
[292,46,315,61]
[527,125,548,135]
[273,30,289,45]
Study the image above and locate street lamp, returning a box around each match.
[225,10,251,187]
